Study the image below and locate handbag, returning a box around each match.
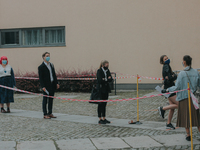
[89,85,101,104]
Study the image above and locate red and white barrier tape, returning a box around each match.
[0,84,188,102]
[15,76,138,81]
[138,76,163,81]
[116,73,163,81]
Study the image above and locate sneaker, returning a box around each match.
[158,107,165,119]
[98,119,106,124]
[104,119,111,124]
[166,123,175,130]
[186,136,191,141]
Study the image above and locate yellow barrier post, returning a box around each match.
[129,74,142,124]
[135,74,142,124]
[137,74,139,121]
[187,83,193,150]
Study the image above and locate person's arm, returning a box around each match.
[11,68,16,87]
[198,72,200,88]
[97,69,106,84]
[167,72,182,92]
[107,70,113,82]
[38,66,45,88]
[163,65,175,82]
[51,63,58,84]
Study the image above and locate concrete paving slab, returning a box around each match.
[152,134,200,146]
[56,139,96,150]
[17,141,56,150]
[91,137,130,149]
[7,110,67,118]
[55,114,93,122]
[0,141,16,150]
[122,136,162,148]
[4,109,182,131]
[69,116,97,124]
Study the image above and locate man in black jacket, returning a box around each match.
[38,52,59,119]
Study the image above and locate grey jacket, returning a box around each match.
[168,66,200,101]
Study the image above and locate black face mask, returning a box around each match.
[103,66,108,70]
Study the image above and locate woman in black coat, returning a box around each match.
[158,55,178,129]
[97,60,113,124]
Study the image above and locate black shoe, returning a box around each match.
[186,136,191,141]
[158,107,165,119]
[166,123,175,130]
[98,119,106,124]
[7,107,10,113]
[104,119,111,124]
[1,108,6,113]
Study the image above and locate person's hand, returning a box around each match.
[165,76,169,80]
[108,76,111,79]
[161,89,168,93]
[57,84,60,89]
[102,78,105,80]
[42,87,46,92]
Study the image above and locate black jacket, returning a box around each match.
[38,62,58,91]
[162,64,177,89]
[96,68,113,94]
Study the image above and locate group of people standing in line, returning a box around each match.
[159,55,200,141]
[0,52,200,141]
[0,52,113,124]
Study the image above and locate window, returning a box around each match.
[22,29,43,46]
[0,26,65,48]
[45,28,65,44]
[1,31,19,45]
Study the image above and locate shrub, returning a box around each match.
[15,69,97,93]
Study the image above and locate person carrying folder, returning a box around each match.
[38,52,59,119]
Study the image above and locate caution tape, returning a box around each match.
[139,76,163,80]
[15,75,138,81]
[0,84,188,102]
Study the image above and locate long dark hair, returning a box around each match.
[160,55,166,64]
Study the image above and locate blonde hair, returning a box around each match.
[99,60,109,69]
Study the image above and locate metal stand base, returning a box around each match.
[130,121,142,125]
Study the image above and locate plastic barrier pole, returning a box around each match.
[187,83,193,150]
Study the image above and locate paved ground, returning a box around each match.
[0,90,200,150]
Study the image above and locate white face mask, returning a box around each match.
[182,62,185,67]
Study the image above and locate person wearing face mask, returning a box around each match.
[96,60,113,124]
[38,52,59,119]
[0,56,16,113]
[158,55,178,129]
[162,55,200,141]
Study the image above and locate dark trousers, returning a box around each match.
[97,92,108,118]
[42,83,55,116]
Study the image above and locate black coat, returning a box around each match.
[38,62,58,92]
[96,68,113,94]
[162,64,177,89]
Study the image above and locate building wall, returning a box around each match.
[0,0,200,85]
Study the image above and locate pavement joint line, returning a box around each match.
[121,137,133,148]
[89,138,98,150]
[148,135,164,147]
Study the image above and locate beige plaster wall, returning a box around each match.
[0,0,200,84]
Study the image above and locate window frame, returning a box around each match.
[0,26,66,48]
